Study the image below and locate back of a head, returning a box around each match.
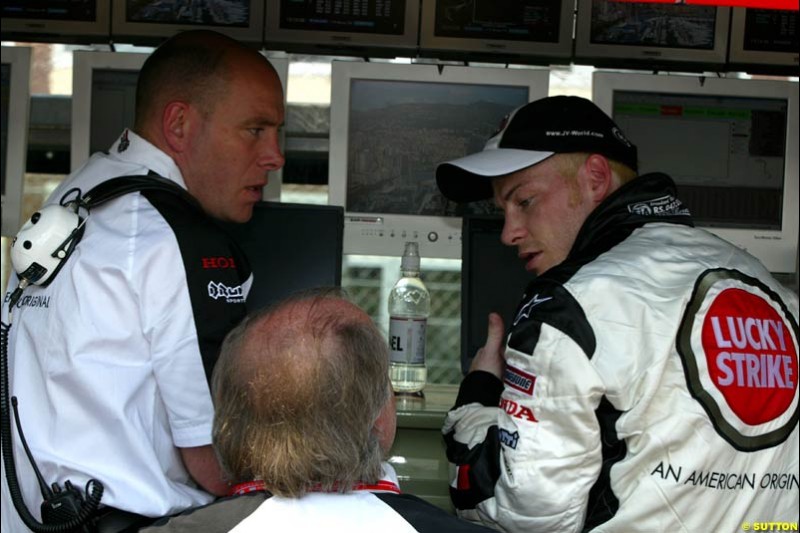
[212,290,391,497]
[134,30,261,133]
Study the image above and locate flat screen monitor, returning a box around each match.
[328,61,548,259]
[460,215,534,374]
[1,0,110,44]
[1,46,31,237]
[418,0,575,65]
[221,201,344,312]
[593,71,799,274]
[574,0,730,71]
[70,50,288,201]
[264,0,420,57]
[727,8,799,76]
[110,0,264,46]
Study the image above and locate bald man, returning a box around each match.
[143,290,496,533]
[1,30,284,532]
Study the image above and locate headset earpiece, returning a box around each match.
[11,204,84,287]
[10,174,196,288]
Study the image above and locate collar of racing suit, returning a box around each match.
[562,172,695,276]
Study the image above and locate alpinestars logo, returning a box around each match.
[208,281,244,303]
[514,293,553,326]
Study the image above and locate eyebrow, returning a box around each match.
[243,117,284,129]
[500,182,524,204]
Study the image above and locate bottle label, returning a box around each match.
[389,317,427,365]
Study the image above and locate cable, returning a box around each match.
[2,300,104,532]
[12,397,54,501]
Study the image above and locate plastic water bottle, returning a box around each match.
[388,242,430,394]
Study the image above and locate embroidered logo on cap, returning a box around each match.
[491,113,511,139]
[612,126,633,147]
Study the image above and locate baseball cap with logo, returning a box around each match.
[436,95,638,203]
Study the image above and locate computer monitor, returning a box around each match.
[460,215,534,374]
[263,0,420,57]
[328,61,548,259]
[418,0,575,65]
[574,0,730,71]
[727,8,799,76]
[110,0,264,46]
[592,71,799,274]
[221,201,344,312]
[1,46,31,237]
[70,50,288,200]
[1,0,110,44]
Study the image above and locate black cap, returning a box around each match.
[436,96,638,203]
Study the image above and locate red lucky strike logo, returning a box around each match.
[701,288,798,425]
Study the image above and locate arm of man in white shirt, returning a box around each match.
[180,445,229,497]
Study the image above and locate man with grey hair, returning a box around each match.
[143,290,495,532]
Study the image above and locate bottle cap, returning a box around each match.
[401,241,420,271]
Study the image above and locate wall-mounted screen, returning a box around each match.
[328,61,548,259]
[1,0,110,44]
[460,215,534,374]
[574,0,730,70]
[70,50,288,201]
[111,0,264,46]
[1,46,31,237]
[593,71,799,274]
[418,0,575,65]
[264,0,420,57]
[727,8,799,75]
[222,201,344,312]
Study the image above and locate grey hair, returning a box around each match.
[212,288,391,497]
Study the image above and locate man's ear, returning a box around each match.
[582,154,615,204]
[372,393,397,454]
[162,101,192,153]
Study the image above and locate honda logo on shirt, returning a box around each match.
[202,257,237,269]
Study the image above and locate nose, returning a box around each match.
[259,131,286,172]
[500,214,524,248]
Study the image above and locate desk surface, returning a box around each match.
[395,384,458,429]
[389,384,459,511]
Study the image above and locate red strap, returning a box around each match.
[229,480,268,496]
[228,479,401,497]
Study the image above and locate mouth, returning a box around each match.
[519,251,541,273]
[244,185,265,200]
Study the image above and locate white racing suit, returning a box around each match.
[444,173,799,532]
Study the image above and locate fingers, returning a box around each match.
[485,312,506,356]
[469,313,507,378]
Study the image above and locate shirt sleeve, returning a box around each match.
[136,219,217,447]
[134,191,248,448]
[443,281,607,533]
